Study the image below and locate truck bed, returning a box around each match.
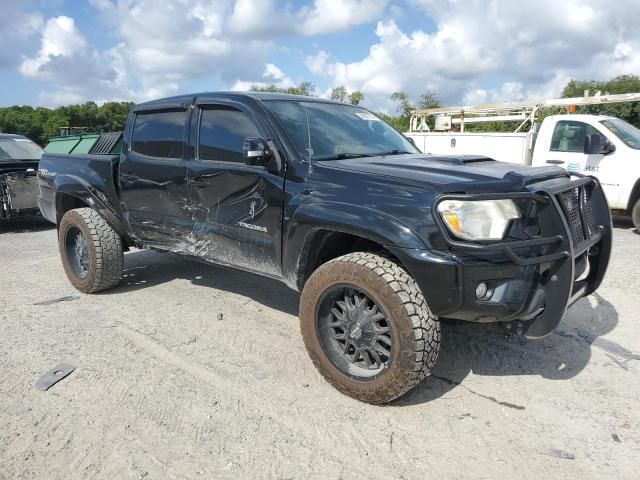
[37,153,121,225]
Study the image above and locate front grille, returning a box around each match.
[558,185,595,246]
[3,172,40,211]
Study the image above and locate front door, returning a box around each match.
[186,100,285,277]
[546,119,622,206]
[120,105,193,246]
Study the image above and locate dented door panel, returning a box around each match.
[119,107,193,246]
[187,162,284,277]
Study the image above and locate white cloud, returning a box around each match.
[311,0,640,109]
[300,0,388,35]
[0,4,42,69]
[20,16,87,77]
[231,63,295,91]
[19,16,126,107]
[9,0,640,109]
[229,0,389,36]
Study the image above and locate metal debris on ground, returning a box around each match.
[34,363,76,391]
[540,448,576,460]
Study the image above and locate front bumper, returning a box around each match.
[390,175,612,338]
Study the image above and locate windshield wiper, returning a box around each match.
[371,149,413,156]
[314,152,376,161]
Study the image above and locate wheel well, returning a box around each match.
[298,230,401,290]
[56,193,89,225]
[628,179,640,213]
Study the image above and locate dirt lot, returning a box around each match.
[1,217,639,480]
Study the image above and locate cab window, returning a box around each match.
[550,120,607,153]
[131,110,186,158]
[198,107,261,163]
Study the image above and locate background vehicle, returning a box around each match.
[0,133,43,221]
[37,92,611,403]
[406,93,640,229]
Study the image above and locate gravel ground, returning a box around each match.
[1,216,639,479]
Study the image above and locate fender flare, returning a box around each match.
[282,201,427,289]
[53,173,127,236]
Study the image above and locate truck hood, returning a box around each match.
[316,154,569,193]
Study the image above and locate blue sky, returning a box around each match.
[1,0,639,112]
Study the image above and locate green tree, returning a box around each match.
[348,91,364,106]
[418,90,441,110]
[0,101,133,146]
[250,81,316,96]
[561,74,640,128]
[330,86,347,102]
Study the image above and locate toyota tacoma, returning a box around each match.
[37,92,612,403]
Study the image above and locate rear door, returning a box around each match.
[120,103,193,246]
[186,99,285,277]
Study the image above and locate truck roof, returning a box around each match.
[135,91,344,109]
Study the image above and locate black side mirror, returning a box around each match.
[584,134,616,155]
[243,138,272,166]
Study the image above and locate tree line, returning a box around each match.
[0,101,133,146]
[1,75,639,146]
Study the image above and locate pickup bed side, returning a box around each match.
[38,153,126,234]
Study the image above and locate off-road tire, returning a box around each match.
[58,208,123,293]
[632,198,640,232]
[299,251,440,404]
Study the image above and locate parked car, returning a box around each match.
[0,133,43,221]
[37,92,612,403]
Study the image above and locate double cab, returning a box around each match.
[38,92,612,403]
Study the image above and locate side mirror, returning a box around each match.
[584,134,616,155]
[243,138,272,166]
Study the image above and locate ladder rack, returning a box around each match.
[409,92,640,133]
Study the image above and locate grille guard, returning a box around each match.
[433,174,612,338]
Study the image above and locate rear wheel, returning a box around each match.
[58,208,123,293]
[632,199,640,231]
[299,252,440,404]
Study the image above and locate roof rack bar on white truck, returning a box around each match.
[410,92,640,133]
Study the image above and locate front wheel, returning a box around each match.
[632,198,640,232]
[58,208,123,293]
[299,252,440,404]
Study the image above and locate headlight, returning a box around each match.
[437,199,520,241]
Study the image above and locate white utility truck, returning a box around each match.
[406,93,640,229]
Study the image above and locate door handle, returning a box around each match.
[546,160,565,165]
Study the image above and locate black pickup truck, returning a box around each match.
[37,92,612,403]
[1,134,43,220]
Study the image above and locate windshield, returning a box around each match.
[0,137,43,161]
[264,100,419,160]
[600,118,640,150]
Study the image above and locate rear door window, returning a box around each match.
[131,110,186,158]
